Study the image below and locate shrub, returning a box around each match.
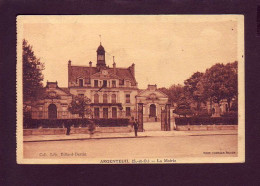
[175,117,238,125]
[221,111,238,118]
[23,118,130,129]
[196,109,211,117]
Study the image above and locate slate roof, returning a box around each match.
[33,86,72,101]
[69,66,137,85]
[59,87,72,95]
[97,44,105,52]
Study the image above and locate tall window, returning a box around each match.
[103,94,108,103]
[79,79,83,87]
[126,107,131,116]
[103,108,108,119]
[94,108,99,119]
[112,80,116,88]
[112,107,117,118]
[111,94,116,103]
[103,80,107,87]
[126,94,130,103]
[94,94,99,103]
[94,80,99,87]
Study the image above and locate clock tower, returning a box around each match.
[96,43,106,67]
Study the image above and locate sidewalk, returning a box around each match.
[23,130,238,142]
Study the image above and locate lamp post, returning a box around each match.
[137,102,144,132]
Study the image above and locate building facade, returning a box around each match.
[32,43,141,119]
[68,43,139,119]
[31,81,74,119]
[136,85,169,122]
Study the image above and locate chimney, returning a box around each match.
[148,84,157,91]
[130,63,135,77]
[68,60,71,87]
[89,61,92,76]
[113,56,116,74]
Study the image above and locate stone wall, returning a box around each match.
[23,126,133,136]
[176,125,238,131]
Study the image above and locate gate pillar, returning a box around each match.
[161,104,171,131]
[137,103,144,132]
[161,107,166,131]
[165,104,171,131]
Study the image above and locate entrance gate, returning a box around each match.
[161,104,171,131]
[138,103,170,131]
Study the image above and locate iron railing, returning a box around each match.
[31,110,134,119]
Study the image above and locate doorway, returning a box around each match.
[149,104,156,117]
[48,104,57,119]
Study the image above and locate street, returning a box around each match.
[23,134,237,159]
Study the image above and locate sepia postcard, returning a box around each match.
[17,15,245,164]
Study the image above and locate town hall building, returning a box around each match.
[68,43,139,119]
[31,43,168,121]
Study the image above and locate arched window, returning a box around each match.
[111,94,116,103]
[94,94,99,103]
[103,94,108,103]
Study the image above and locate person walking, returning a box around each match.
[66,122,71,135]
[88,119,96,138]
[133,119,139,137]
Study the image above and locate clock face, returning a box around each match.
[98,55,104,60]
[48,91,56,98]
[149,93,157,100]
[102,70,108,75]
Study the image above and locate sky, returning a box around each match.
[19,15,242,89]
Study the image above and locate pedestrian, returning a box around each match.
[66,122,71,135]
[133,119,139,137]
[130,117,135,128]
[88,119,96,138]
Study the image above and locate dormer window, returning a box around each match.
[126,81,130,87]
[112,80,116,88]
[119,79,124,85]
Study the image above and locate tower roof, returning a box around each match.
[97,43,105,52]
